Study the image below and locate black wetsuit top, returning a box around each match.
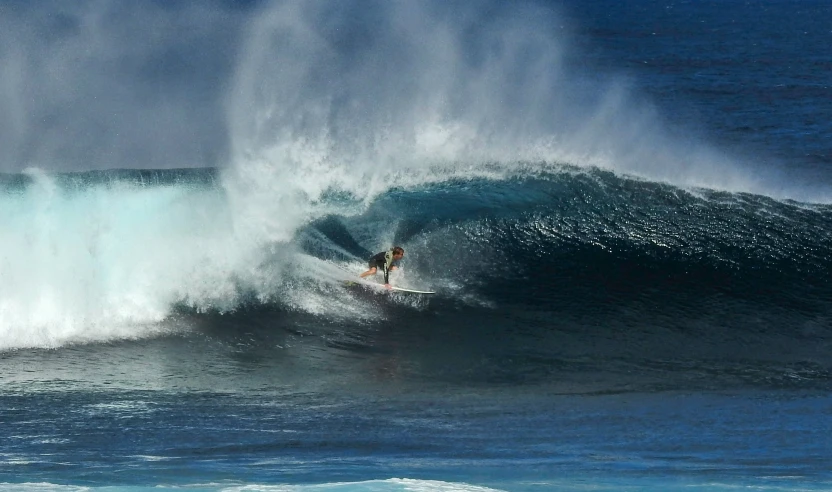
[368,250,398,284]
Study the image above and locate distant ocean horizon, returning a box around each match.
[2,1,831,491]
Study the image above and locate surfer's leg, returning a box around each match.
[359,266,378,278]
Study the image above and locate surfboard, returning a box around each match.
[344,281,435,295]
[333,262,434,294]
[391,286,435,295]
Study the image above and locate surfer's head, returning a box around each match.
[392,246,404,259]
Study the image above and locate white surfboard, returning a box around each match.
[391,286,435,295]
[333,262,434,295]
[344,281,435,295]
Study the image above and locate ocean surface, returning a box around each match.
[2,0,831,491]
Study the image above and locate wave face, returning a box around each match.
[300,169,832,391]
[2,167,830,392]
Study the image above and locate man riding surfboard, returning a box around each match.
[359,247,404,289]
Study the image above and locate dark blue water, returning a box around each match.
[569,0,832,170]
[2,1,832,491]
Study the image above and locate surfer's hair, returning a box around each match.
[392,246,404,255]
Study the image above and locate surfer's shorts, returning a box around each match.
[368,259,385,270]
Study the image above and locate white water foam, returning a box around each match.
[221,479,506,491]
[0,170,246,349]
[0,480,505,492]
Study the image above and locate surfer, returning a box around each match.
[359,247,404,289]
